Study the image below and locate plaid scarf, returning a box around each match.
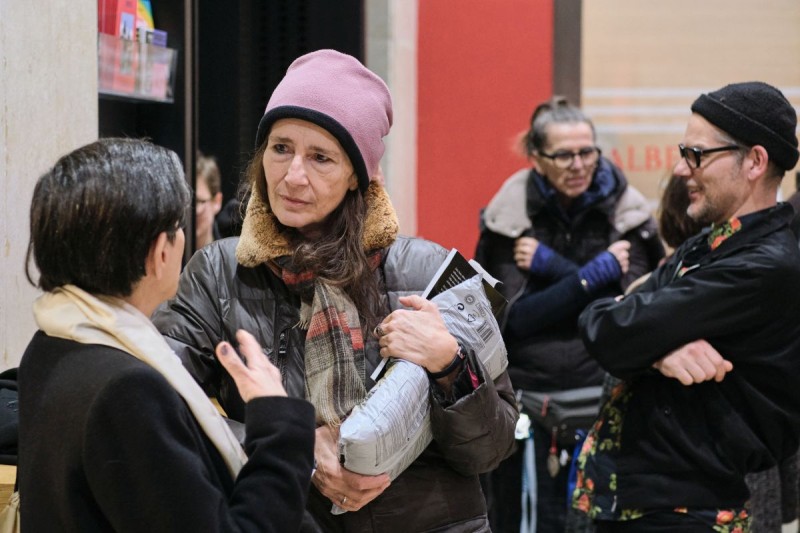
[276,252,382,426]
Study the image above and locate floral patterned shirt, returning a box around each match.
[571,215,759,533]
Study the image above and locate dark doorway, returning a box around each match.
[197,0,364,205]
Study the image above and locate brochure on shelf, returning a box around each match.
[98,33,177,102]
[98,0,138,39]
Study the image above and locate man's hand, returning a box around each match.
[312,425,391,511]
[653,339,733,386]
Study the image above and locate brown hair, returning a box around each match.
[658,174,704,248]
[196,153,221,196]
[245,144,385,328]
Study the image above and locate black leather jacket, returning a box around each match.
[153,235,518,533]
[580,203,800,509]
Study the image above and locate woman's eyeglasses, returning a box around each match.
[538,147,601,169]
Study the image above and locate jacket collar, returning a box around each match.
[677,203,794,268]
[236,181,399,267]
[709,203,794,257]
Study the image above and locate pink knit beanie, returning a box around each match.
[255,49,393,193]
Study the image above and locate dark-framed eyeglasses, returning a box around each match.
[538,147,601,169]
[678,143,741,169]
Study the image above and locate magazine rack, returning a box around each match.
[97,33,177,103]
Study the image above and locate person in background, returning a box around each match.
[18,138,315,532]
[475,96,664,533]
[658,173,705,254]
[573,81,800,532]
[195,153,224,250]
[216,193,248,239]
[153,49,518,532]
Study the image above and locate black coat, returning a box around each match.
[18,333,315,532]
[579,203,800,508]
[475,161,663,391]
[152,236,519,533]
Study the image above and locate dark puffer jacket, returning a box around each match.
[475,159,664,392]
[153,236,518,533]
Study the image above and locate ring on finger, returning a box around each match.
[374,325,386,338]
[341,496,348,506]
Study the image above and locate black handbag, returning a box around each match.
[518,386,602,447]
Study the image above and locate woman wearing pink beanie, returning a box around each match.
[154,49,517,532]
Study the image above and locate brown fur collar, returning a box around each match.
[235,181,400,267]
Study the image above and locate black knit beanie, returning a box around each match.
[691,81,799,171]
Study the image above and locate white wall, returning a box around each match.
[0,2,98,369]
[365,0,418,236]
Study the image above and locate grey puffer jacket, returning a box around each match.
[153,235,518,533]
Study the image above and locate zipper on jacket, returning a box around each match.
[276,329,288,378]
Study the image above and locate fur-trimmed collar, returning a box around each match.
[236,181,400,267]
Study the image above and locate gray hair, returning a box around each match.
[522,96,596,156]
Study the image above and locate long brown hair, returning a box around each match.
[658,174,704,248]
[245,145,385,328]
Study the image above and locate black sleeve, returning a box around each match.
[505,273,592,339]
[83,368,315,533]
[579,256,777,380]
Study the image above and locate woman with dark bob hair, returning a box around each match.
[153,49,518,532]
[19,138,316,532]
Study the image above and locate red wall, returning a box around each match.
[417,0,553,259]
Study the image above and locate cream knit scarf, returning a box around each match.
[33,285,247,478]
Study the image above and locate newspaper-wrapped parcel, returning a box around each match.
[338,273,508,480]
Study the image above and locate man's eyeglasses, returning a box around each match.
[538,147,601,169]
[195,196,213,207]
[678,143,741,169]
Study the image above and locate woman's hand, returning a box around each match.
[607,240,631,274]
[375,295,460,375]
[312,425,391,511]
[514,236,540,270]
[216,329,287,401]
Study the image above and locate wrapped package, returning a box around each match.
[338,272,508,480]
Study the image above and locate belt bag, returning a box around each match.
[519,386,602,447]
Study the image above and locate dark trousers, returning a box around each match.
[487,421,572,533]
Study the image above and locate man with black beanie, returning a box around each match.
[571,81,800,532]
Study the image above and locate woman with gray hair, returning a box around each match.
[18,138,315,532]
[475,96,663,533]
